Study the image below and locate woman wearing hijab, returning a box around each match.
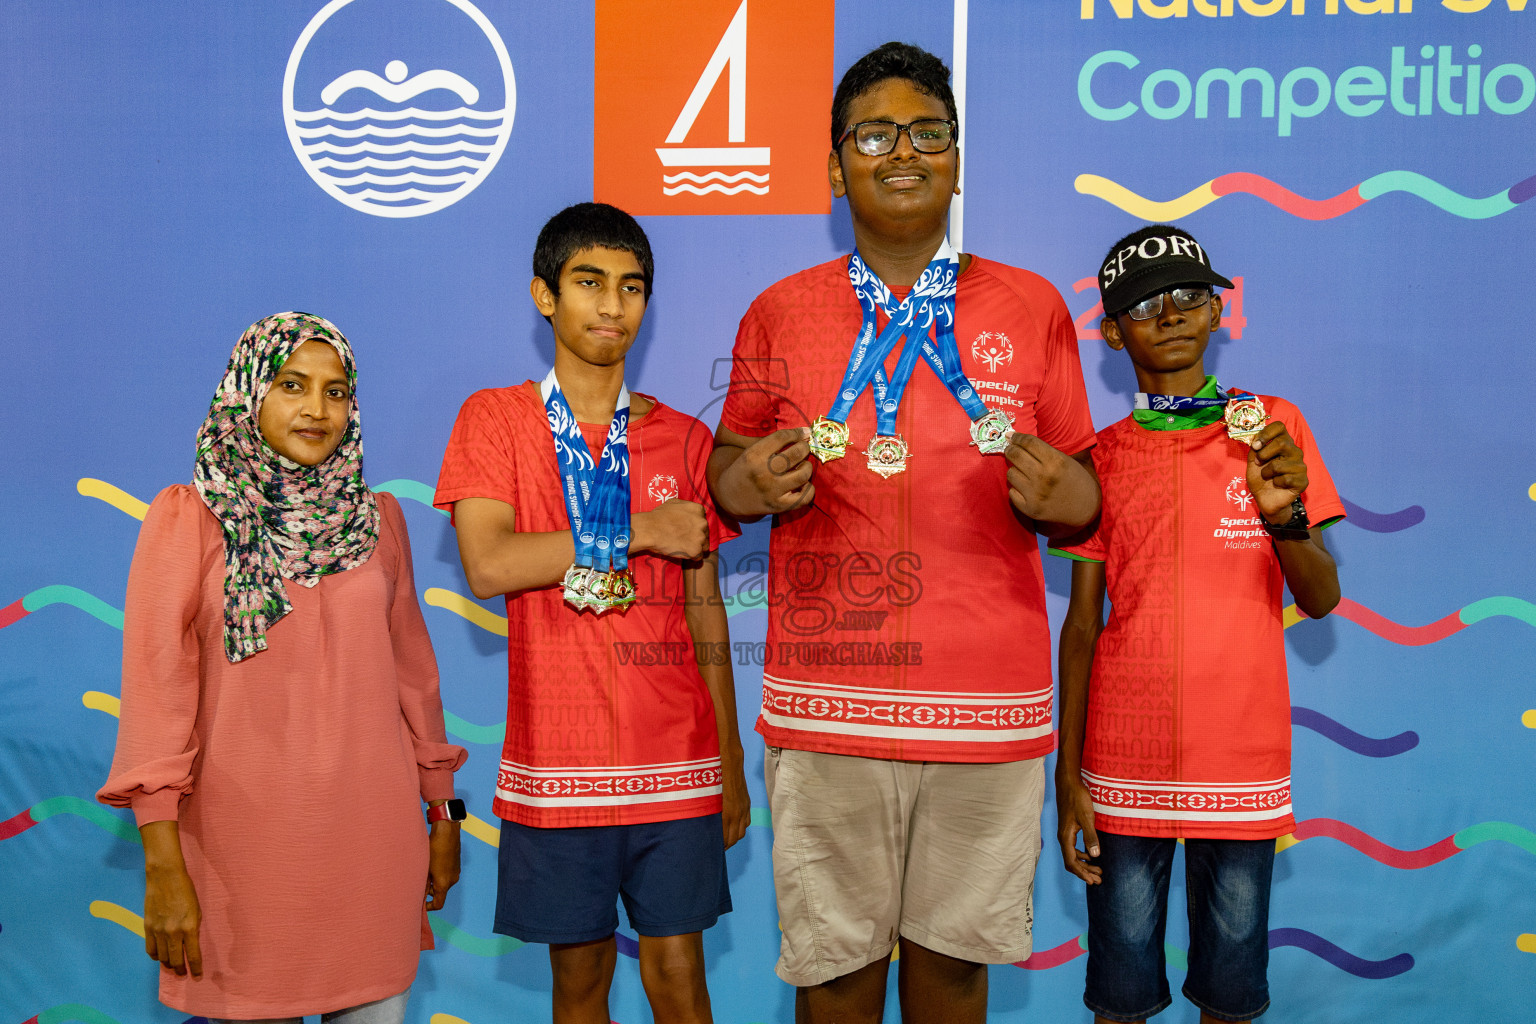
[99,312,467,1024]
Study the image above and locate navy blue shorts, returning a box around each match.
[1085,831,1274,1022]
[492,813,731,945]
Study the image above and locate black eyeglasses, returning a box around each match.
[1124,286,1212,321]
[836,119,957,157]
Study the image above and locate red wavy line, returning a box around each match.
[0,808,38,841]
[1332,597,1465,646]
[1013,934,1086,970]
[0,598,28,630]
[1211,172,1366,220]
[1293,818,1459,869]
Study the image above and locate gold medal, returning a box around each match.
[968,408,1014,455]
[1224,395,1268,444]
[810,416,850,463]
[865,435,910,478]
[606,569,636,611]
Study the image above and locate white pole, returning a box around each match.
[951,0,968,253]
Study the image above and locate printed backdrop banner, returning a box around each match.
[2,2,1533,1022]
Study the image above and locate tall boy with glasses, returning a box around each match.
[1053,225,1343,1024]
[709,41,1100,1024]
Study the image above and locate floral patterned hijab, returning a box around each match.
[193,312,379,662]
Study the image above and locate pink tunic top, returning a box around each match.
[98,485,466,1019]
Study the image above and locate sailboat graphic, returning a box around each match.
[283,0,515,218]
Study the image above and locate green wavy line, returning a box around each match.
[1358,171,1516,220]
[30,796,141,844]
[38,1004,122,1024]
[444,711,506,745]
[1458,597,1536,629]
[428,914,525,956]
[375,478,449,517]
[750,807,771,828]
[725,593,767,618]
[21,586,124,630]
[1165,942,1188,972]
[1453,821,1536,855]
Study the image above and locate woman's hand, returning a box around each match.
[139,820,203,976]
[425,819,461,911]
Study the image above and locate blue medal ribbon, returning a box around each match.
[1133,384,1254,412]
[541,369,630,574]
[833,241,986,434]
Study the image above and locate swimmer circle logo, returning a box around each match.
[283,0,516,218]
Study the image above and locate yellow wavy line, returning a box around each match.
[83,691,122,717]
[78,478,149,520]
[1522,710,1536,729]
[463,812,500,848]
[1075,174,1219,220]
[431,1016,474,1024]
[424,588,507,637]
[1282,605,1304,629]
[90,899,145,937]
[1275,833,1302,853]
[1518,933,1536,955]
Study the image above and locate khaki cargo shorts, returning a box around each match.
[764,746,1044,986]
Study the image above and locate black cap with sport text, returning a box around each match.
[1098,225,1235,316]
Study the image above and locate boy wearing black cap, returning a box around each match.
[1052,225,1343,1024]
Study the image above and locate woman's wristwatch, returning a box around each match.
[426,798,467,824]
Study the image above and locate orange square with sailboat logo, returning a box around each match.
[595,0,834,216]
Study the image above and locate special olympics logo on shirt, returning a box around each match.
[649,474,680,503]
[971,331,1014,373]
[283,0,516,218]
[1226,476,1255,511]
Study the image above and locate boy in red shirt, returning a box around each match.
[1053,225,1343,1024]
[435,203,748,1024]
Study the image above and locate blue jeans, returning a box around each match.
[1085,832,1273,1022]
[207,988,409,1024]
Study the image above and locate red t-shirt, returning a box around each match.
[720,256,1096,762]
[435,383,739,828]
[1057,397,1345,839]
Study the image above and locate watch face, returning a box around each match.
[447,798,467,820]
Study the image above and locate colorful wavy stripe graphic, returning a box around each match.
[1290,707,1418,757]
[82,690,121,717]
[1338,498,1425,533]
[1011,930,1410,978]
[0,586,124,632]
[89,899,145,937]
[1279,818,1536,867]
[615,931,640,959]
[1270,928,1414,979]
[1,796,139,845]
[77,478,149,520]
[21,1003,173,1024]
[375,478,449,517]
[1076,170,1536,221]
[427,915,524,957]
[1013,934,1087,970]
[444,711,505,745]
[425,586,508,636]
[1288,596,1536,645]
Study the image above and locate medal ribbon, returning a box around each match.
[1133,384,1254,411]
[540,369,631,574]
[833,241,970,435]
